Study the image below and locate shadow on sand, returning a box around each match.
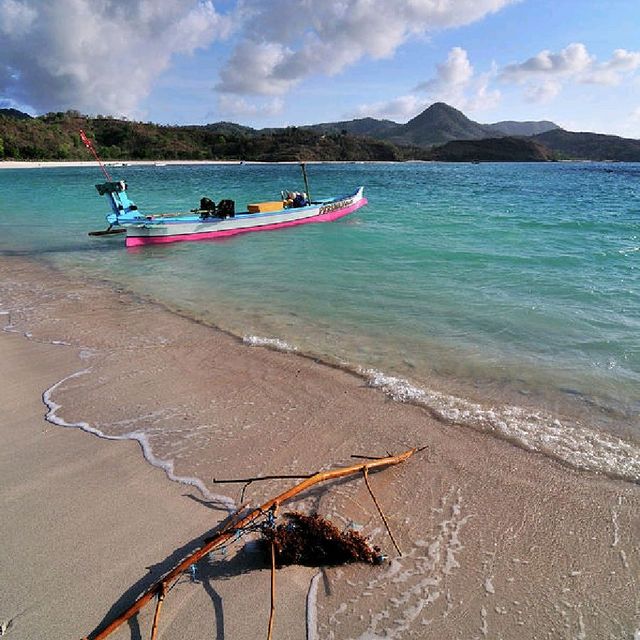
[85,481,340,640]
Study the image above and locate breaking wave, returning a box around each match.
[43,369,237,512]
[361,368,640,484]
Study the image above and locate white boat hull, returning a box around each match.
[125,187,366,247]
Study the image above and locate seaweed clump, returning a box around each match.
[261,512,384,567]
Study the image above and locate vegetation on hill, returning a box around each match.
[0,111,410,162]
[384,102,495,147]
[304,117,399,138]
[302,104,560,146]
[533,129,640,162]
[428,137,555,162]
[0,108,33,120]
[486,120,558,137]
[0,103,637,162]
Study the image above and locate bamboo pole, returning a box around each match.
[149,585,166,640]
[300,162,311,202]
[82,448,415,640]
[267,541,276,640]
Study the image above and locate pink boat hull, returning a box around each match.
[125,192,367,247]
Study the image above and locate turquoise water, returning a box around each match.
[1,162,639,472]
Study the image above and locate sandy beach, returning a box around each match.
[0,160,244,170]
[0,160,327,170]
[1,254,638,640]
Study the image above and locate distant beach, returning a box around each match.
[0,160,244,169]
[0,159,419,170]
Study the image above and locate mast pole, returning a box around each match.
[80,129,112,181]
[300,162,311,203]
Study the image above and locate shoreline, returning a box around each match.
[1,254,639,639]
[0,160,243,169]
[0,328,312,639]
[18,251,639,486]
[0,159,615,170]
[0,159,401,170]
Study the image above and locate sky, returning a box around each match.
[1,0,639,137]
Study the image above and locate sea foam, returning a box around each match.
[243,334,297,352]
[43,369,236,512]
[362,368,640,484]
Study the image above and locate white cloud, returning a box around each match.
[0,0,36,36]
[524,79,562,103]
[583,49,640,85]
[607,49,640,72]
[500,43,640,102]
[465,70,501,111]
[216,95,284,118]
[353,47,500,122]
[414,47,500,111]
[0,0,231,117]
[416,47,473,94]
[500,43,593,82]
[217,42,296,96]
[216,0,517,95]
[354,94,429,122]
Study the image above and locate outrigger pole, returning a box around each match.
[80,130,112,181]
[82,448,416,640]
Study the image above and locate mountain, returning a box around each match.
[304,117,399,138]
[0,111,407,161]
[1,103,637,162]
[199,121,257,136]
[301,104,560,148]
[487,120,559,137]
[533,129,640,161]
[0,108,33,120]
[427,137,556,162]
[384,102,494,147]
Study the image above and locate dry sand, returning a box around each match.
[0,160,311,170]
[0,255,638,639]
[0,161,242,169]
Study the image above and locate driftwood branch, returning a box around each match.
[363,467,402,557]
[82,448,416,640]
[267,539,276,640]
[213,473,316,484]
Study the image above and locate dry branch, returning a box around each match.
[82,447,416,640]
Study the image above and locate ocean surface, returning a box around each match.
[1,161,639,481]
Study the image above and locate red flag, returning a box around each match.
[79,129,93,149]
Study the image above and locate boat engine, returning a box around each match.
[199,197,216,218]
[218,199,235,219]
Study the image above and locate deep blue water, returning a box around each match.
[1,161,639,475]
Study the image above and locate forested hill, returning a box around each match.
[0,111,419,162]
[2,108,638,162]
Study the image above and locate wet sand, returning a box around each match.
[0,255,638,639]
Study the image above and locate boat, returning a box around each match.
[82,130,366,247]
[93,178,367,247]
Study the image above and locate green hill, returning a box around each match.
[487,120,558,136]
[0,111,406,162]
[0,108,33,120]
[1,104,637,163]
[533,129,640,161]
[384,102,494,146]
[426,137,555,162]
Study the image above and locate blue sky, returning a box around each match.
[1,0,639,136]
